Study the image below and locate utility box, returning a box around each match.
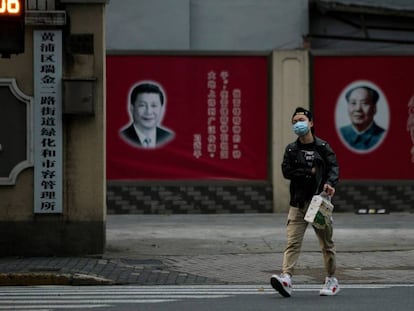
[63,77,96,115]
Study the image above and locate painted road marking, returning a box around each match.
[0,284,412,310]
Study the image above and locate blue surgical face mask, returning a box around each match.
[293,121,310,136]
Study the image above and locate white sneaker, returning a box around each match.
[320,276,340,296]
[270,273,292,297]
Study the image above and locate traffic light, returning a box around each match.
[0,0,25,57]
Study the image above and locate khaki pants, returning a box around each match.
[282,205,336,277]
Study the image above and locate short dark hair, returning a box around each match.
[345,86,379,105]
[130,83,164,106]
[292,107,313,121]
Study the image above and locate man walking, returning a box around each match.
[271,107,340,297]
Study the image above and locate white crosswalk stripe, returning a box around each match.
[0,284,412,310]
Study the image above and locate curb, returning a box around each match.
[0,273,115,286]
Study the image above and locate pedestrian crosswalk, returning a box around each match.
[0,285,268,310]
[0,284,412,310]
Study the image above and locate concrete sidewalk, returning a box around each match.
[0,213,413,286]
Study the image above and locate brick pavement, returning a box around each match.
[1,250,413,286]
[0,256,220,286]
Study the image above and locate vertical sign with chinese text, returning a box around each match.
[33,30,63,213]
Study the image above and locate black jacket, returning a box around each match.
[281,136,339,208]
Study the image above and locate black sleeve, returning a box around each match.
[321,142,339,187]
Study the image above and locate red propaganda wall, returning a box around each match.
[313,55,414,180]
[106,55,269,181]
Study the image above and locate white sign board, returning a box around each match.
[33,30,63,213]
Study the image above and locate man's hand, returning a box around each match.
[323,183,335,196]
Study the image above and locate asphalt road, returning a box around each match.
[0,284,412,311]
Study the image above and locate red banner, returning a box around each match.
[313,55,414,179]
[106,55,268,180]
